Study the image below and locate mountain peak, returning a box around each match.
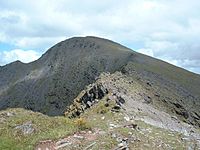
[0,36,199,119]
[52,36,129,51]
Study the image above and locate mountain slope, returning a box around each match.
[0,36,199,117]
[0,37,133,115]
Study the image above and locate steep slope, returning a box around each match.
[0,36,133,115]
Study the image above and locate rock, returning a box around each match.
[56,140,72,149]
[94,99,99,102]
[146,82,152,86]
[116,137,123,142]
[124,123,137,129]
[98,130,106,135]
[144,96,152,104]
[83,142,96,150]
[86,101,92,107]
[112,105,121,110]
[130,136,141,143]
[117,96,125,104]
[73,134,84,139]
[154,93,160,97]
[65,83,109,118]
[116,138,129,150]
[173,102,183,109]
[124,116,130,122]
[104,103,109,107]
[112,133,117,138]
[175,110,189,119]
[108,95,116,101]
[6,112,15,117]
[171,116,178,120]
[15,121,34,135]
[118,143,124,147]
[128,132,132,135]
[0,111,16,124]
[56,142,72,149]
[109,123,118,128]
[110,101,122,113]
[0,118,6,123]
[101,116,105,120]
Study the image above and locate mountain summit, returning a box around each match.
[0,36,199,117]
[0,36,133,115]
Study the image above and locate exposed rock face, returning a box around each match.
[65,82,109,117]
[64,82,123,118]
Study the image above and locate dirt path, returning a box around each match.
[35,129,101,150]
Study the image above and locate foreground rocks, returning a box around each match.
[0,111,15,123]
[35,129,102,150]
[64,74,126,118]
[15,121,35,135]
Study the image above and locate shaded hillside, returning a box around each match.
[0,37,133,115]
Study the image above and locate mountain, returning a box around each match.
[0,36,199,116]
[0,37,133,115]
[0,36,200,149]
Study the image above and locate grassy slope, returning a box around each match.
[0,108,77,150]
[0,102,190,150]
[132,53,200,97]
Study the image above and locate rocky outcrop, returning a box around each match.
[64,83,108,117]
[64,77,126,118]
[15,121,35,135]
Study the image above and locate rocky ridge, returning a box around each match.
[64,71,200,148]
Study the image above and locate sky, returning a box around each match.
[0,0,200,74]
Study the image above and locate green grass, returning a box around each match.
[0,108,77,150]
[0,99,193,150]
[128,54,200,97]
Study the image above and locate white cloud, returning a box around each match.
[15,36,68,49]
[0,0,200,73]
[137,47,200,74]
[0,49,41,65]
[137,48,154,57]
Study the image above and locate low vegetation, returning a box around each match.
[0,108,76,150]
[74,117,91,130]
[0,99,195,150]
